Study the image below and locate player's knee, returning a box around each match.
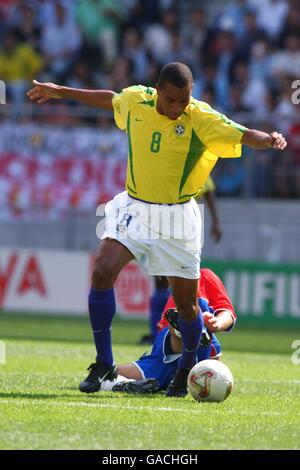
[174,299,198,322]
[92,257,116,289]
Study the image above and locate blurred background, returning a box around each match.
[0,0,299,328]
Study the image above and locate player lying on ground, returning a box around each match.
[28,62,286,398]
[101,268,236,396]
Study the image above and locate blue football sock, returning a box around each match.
[150,288,169,338]
[178,313,203,370]
[88,287,116,365]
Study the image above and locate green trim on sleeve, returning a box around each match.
[218,113,248,133]
[229,121,248,133]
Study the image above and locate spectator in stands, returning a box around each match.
[35,0,76,27]
[0,6,8,41]
[124,0,160,30]
[75,0,127,70]
[279,2,300,44]
[207,27,237,110]
[12,3,41,51]
[215,0,248,40]
[0,29,43,106]
[227,84,251,114]
[193,60,229,112]
[121,28,149,83]
[270,33,300,79]
[236,10,267,61]
[248,40,272,83]
[247,0,288,40]
[164,29,195,72]
[181,7,208,76]
[230,60,269,116]
[144,8,178,65]
[40,2,82,81]
[67,59,97,90]
[105,57,134,92]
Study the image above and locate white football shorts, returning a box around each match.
[101,191,202,279]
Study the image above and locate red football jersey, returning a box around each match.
[158,268,236,331]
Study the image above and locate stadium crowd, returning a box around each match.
[0,0,299,216]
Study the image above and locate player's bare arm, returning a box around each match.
[241,129,287,151]
[202,310,234,333]
[27,80,115,110]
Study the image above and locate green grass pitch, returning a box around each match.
[0,312,300,450]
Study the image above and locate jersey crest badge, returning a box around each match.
[175,124,185,136]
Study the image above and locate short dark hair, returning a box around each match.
[157,62,193,89]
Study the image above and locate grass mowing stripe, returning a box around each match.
[0,399,296,416]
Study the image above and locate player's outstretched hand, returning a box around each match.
[203,312,220,333]
[27,80,63,104]
[268,132,287,150]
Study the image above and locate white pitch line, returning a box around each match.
[0,399,298,417]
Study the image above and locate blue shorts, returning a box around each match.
[134,328,222,389]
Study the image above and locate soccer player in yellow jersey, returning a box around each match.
[28,62,287,397]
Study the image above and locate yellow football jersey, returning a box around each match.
[112,85,247,204]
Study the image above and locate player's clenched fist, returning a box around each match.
[267,131,287,150]
[27,80,63,104]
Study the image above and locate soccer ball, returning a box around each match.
[187,359,233,403]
